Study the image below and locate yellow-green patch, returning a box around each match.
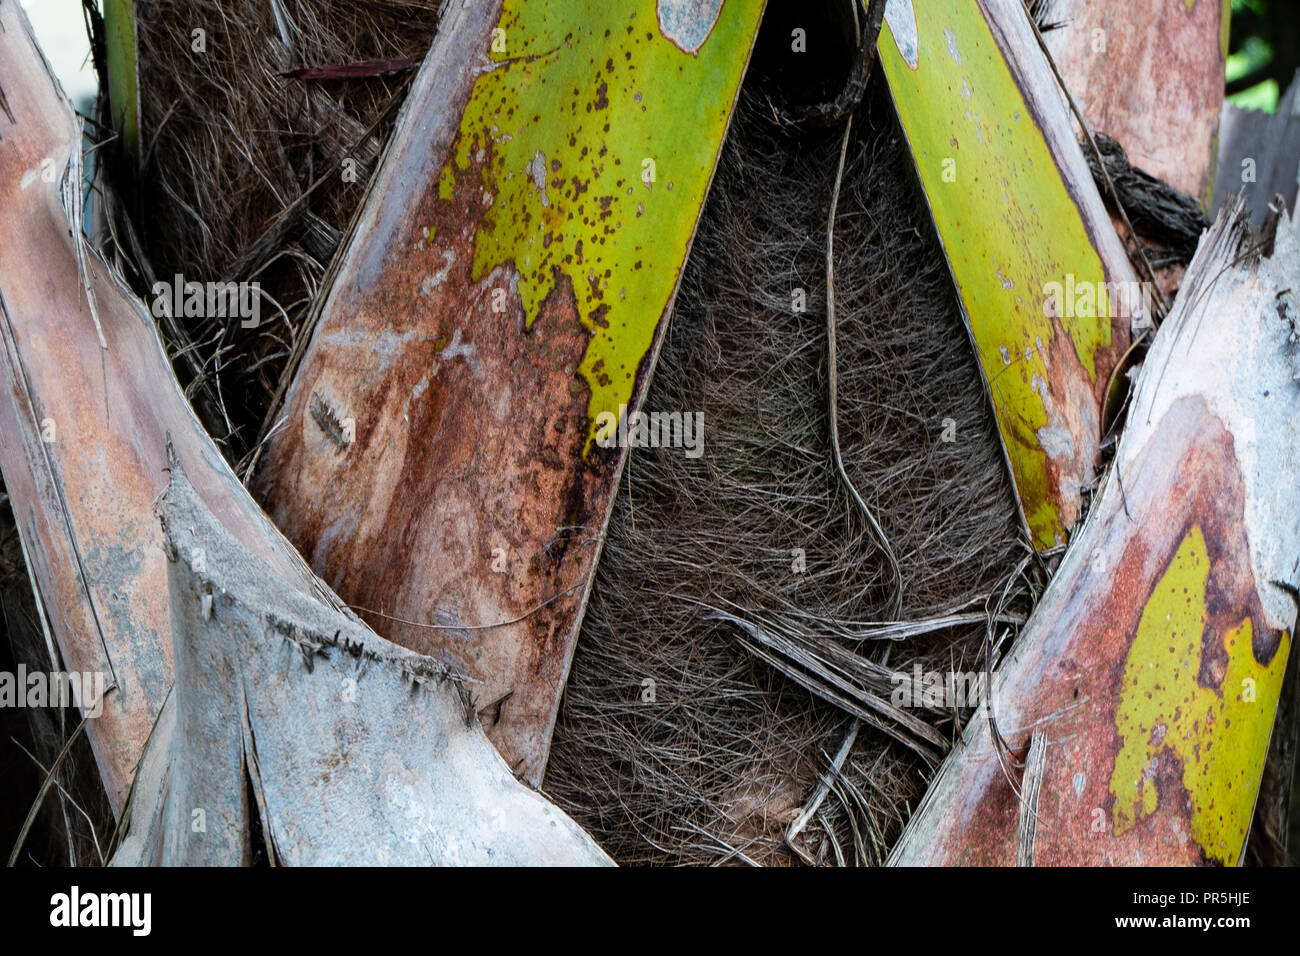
[1110,526,1289,864]
[878,0,1115,549]
[104,0,139,161]
[436,1,763,452]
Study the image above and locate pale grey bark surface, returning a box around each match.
[888,199,1300,865]
[111,458,612,866]
[0,0,609,866]
[1215,70,1300,221]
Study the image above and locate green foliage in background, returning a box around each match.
[1227,0,1297,111]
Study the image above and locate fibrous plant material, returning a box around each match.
[0,0,203,808]
[1081,132,1210,264]
[1,0,606,866]
[1,0,343,811]
[127,0,443,455]
[120,0,1034,863]
[877,0,1146,551]
[1036,0,1226,302]
[891,197,1300,866]
[1040,0,1230,207]
[0,511,113,866]
[2,0,441,856]
[110,458,610,866]
[254,0,767,784]
[542,85,1032,865]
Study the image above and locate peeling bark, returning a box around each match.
[254,0,766,784]
[1245,637,1298,865]
[109,460,610,866]
[1215,70,1300,223]
[0,0,326,808]
[878,0,1145,551]
[889,198,1300,865]
[1043,0,1228,206]
[1041,0,1227,302]
[0,0,609,865]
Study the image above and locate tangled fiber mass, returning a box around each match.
[546,88,1035,865]
[3,0,1049,865]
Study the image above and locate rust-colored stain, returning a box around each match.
[0,0,328,811]
[1046,0,1226,203]
[898,400,1284,864]
[256,0,763,783]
